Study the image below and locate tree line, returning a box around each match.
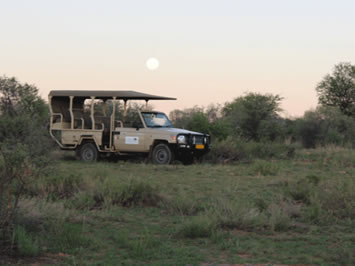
[169,62,355,149]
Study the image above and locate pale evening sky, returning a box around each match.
[1,0,355,117]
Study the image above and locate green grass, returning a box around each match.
[8,148,355,265]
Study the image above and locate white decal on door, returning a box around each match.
[125,136,139,144]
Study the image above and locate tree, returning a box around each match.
[169,106,231,140]
[185,112,210,134]
[0,76,50,253]
[222,93,283,141]
[169,106,205,129]
[316,62,355,116]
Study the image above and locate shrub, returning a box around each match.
[292,106,355,148]
[204,137,246,163]
[205,137,296,163]
[0,76,51,255]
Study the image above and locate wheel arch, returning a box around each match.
[77,136,100,151]
[75,135,101,156]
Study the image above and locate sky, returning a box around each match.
[1,0,355,117]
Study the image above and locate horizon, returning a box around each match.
[1,0,355,118]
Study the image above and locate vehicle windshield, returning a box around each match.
[141,112,173,128]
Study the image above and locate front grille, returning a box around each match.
[192,135,204,145]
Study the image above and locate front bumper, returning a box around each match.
[176,133,211,156]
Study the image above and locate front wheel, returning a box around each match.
[79,143,98,162]
[152,143,173,165]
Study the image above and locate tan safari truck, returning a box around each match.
[48,90,210,164]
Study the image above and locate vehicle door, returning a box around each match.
[113,113,150,152]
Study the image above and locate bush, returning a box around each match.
[0,76,51,255]
[205,137,296,163]
[293,106,355,148]
[204,137,246,163]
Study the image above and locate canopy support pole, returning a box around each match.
[123,100,127,118]
[91,97,95,130]
[69,96,74,129]
[110,97,116,150]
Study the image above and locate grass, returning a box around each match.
[4,148,355,265]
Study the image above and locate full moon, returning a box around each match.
[146,57,160,70]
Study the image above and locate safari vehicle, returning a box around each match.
[48,90,210,164]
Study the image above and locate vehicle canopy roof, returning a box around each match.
[49,90,176,101]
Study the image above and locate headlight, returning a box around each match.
[177,135,186,144]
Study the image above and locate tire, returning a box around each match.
[152,143,173,165]
[79,143,98,162]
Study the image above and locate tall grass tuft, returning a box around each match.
[176,215,216,238]
[14,225,40,257]
[249,160,280,176]
[209,200,268,232]
[284,172,355,223]
[28,171,83,200]
[162,194,205,216]
[117,178,162,207]
[67,176,162,209]
[209,198,293,232]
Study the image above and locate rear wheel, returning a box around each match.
[79,143,98,162]
[152,143,173,164]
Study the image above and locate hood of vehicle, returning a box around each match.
[153,127,204,135]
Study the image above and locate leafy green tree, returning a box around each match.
[316,62,355,116]
[169,106,204,129]
[186,112,210,134]
[223,93,283,141]
[0,76,50,253]
[169,105,231,140]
